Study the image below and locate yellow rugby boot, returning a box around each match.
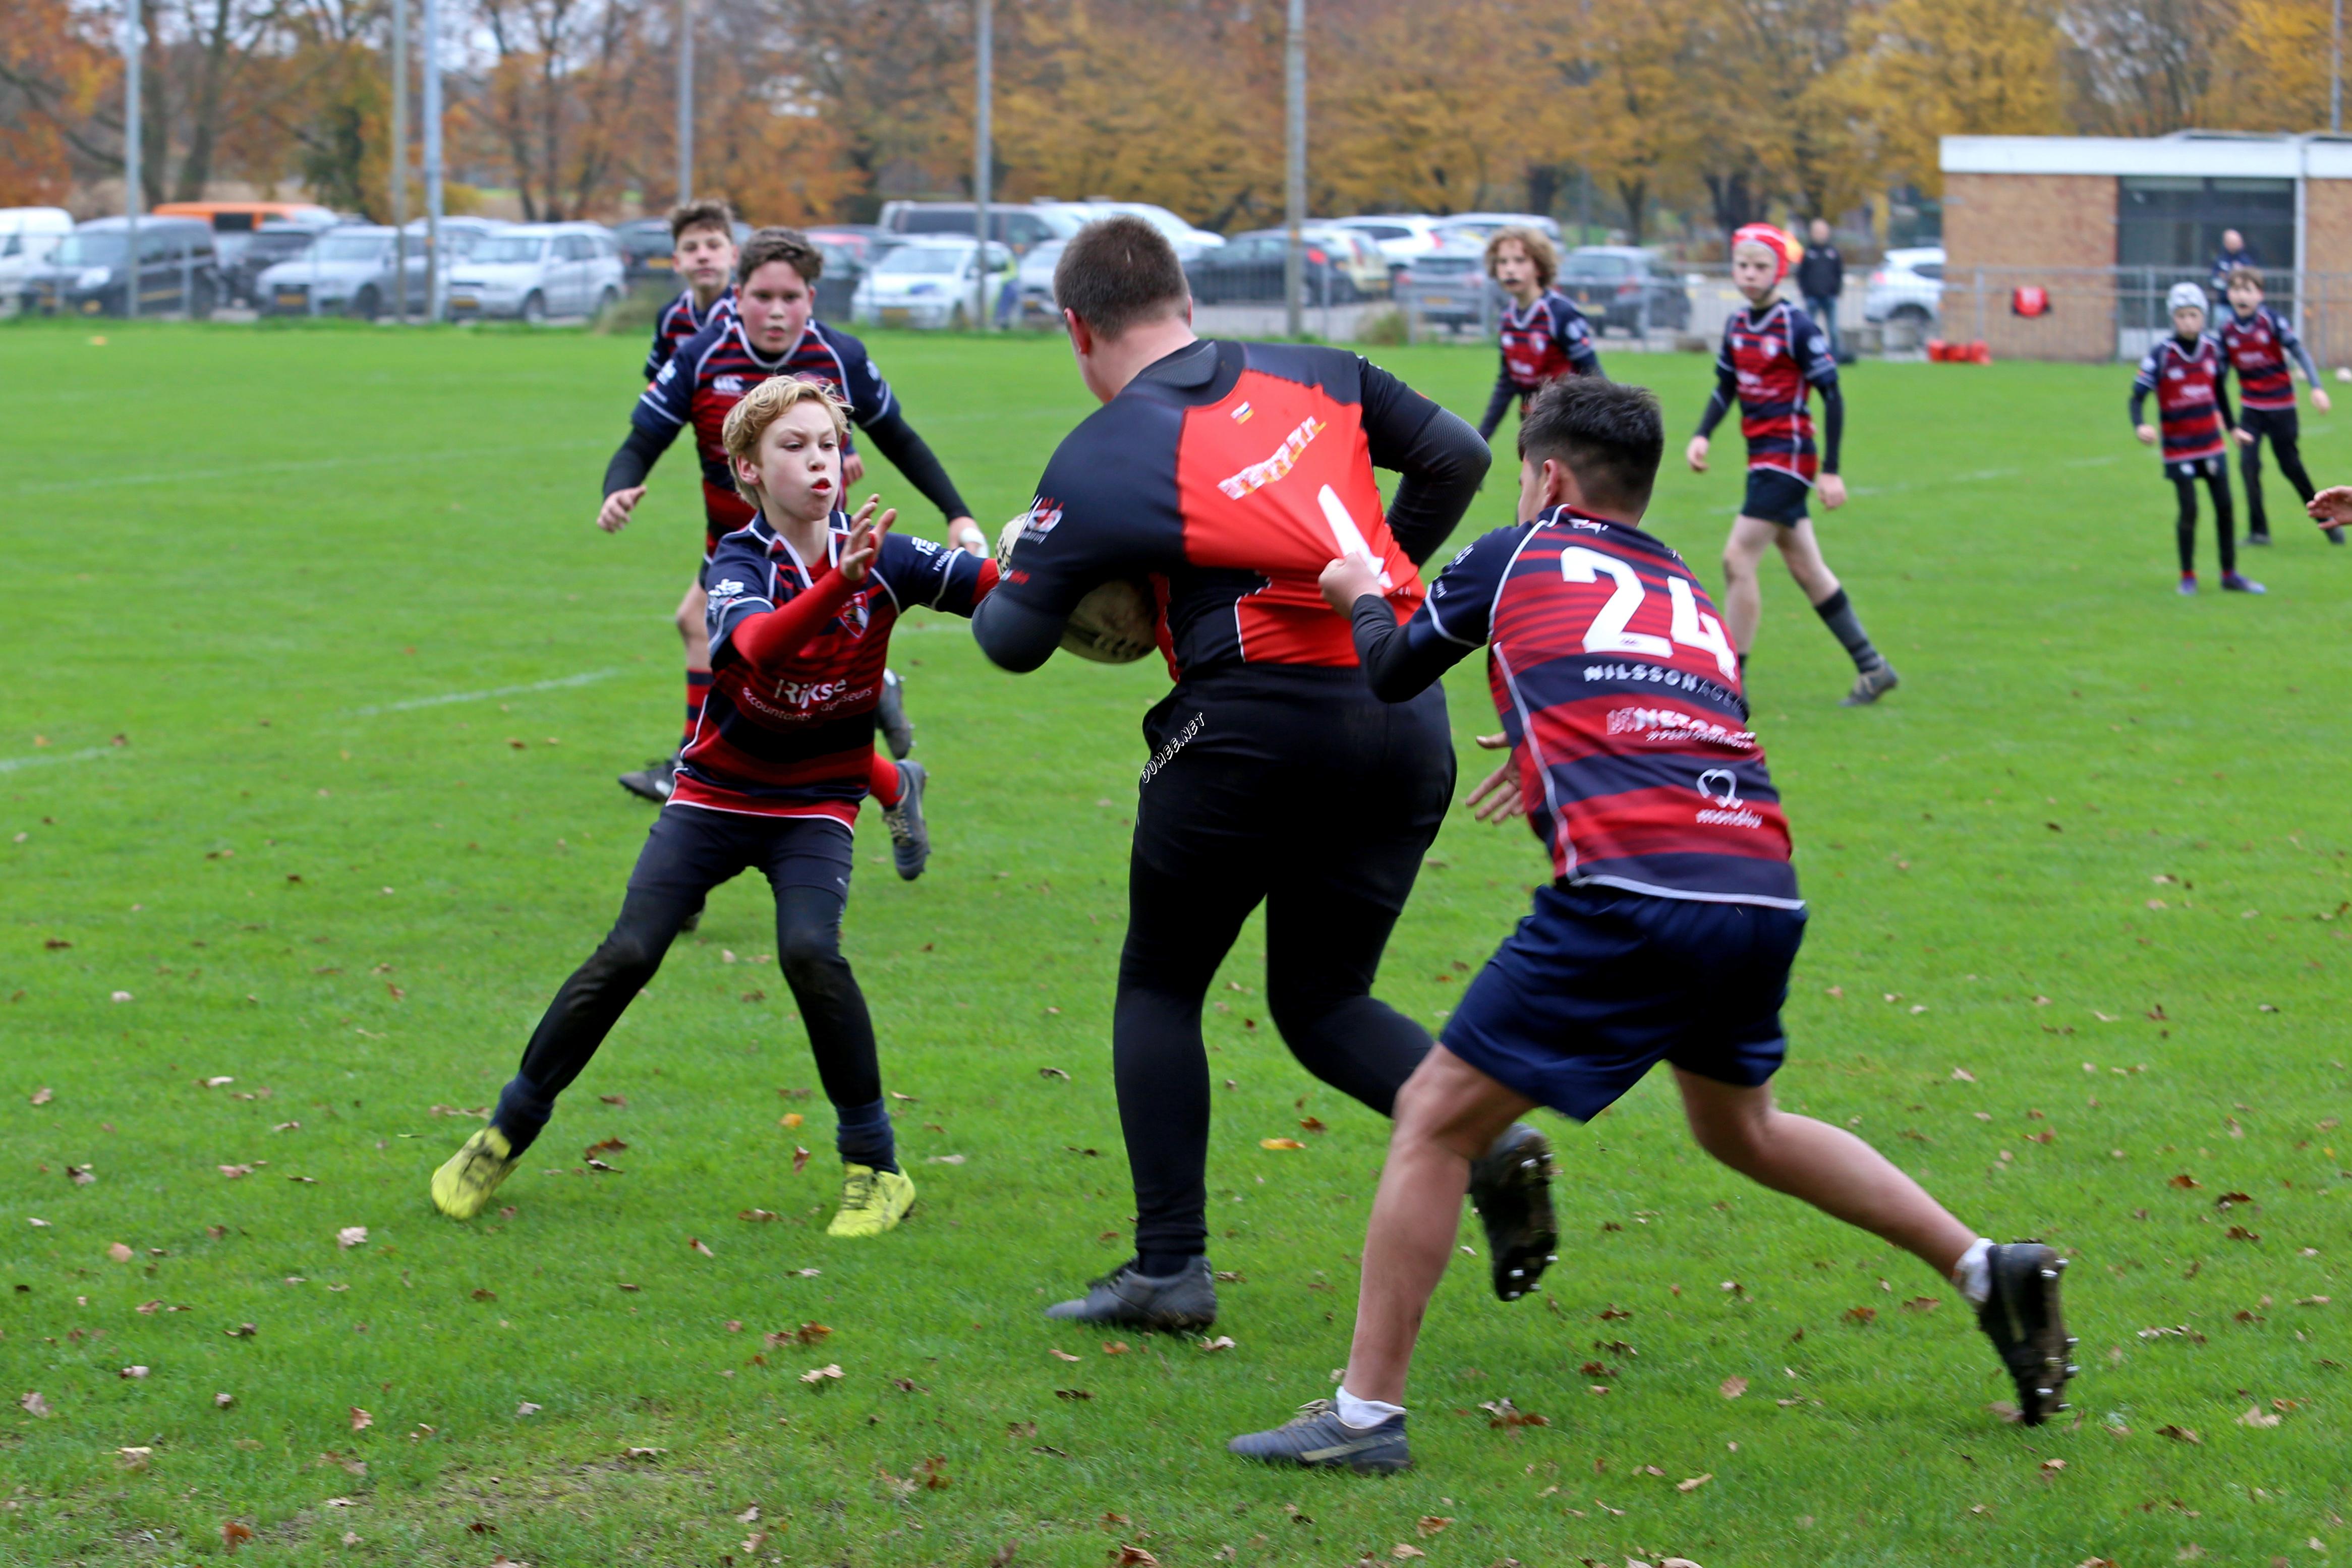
[431,1126,520,1219]
[825,1164,915,1238]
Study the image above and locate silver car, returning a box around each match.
[1864,246,1944,337]
[444,223,625,322]
[257,227,428,318]
[1401,236,1499,334]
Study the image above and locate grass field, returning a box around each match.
[4,315,2348,1567]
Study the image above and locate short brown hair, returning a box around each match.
[2227,264,2264,292]
[737,226,824,286]
[669,198,736,245]
[1054,215,1189,338]
[721,376,850,504]
[1484,226,1558,288]
[1520,377,1662,514]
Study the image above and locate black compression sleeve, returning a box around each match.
[1358,359,1490,564]
[2215,375,2236,431]
[1351,596,1464,702]
[1818,381,1844,475]
[970,591,1068,674]
[1695,363,1737,439]
[2130,385,2151,428]
[603,424,671,497]
[857,406,970,520]
[1477,363,1516,443]
[2292,339,2323,387]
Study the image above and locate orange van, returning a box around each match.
[151,200,338,234]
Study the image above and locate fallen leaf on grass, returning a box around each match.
[214,1392,235,1408]
[1259,1138,1305,1150]
[598,1093,627,1107]
[780,1113,805,1129]
[927,1153,967,1165]
[1200,1335,1237,1353]
[622,1446,666,1460]
[800,1364,844,1385]
[2041,1458,2067,1474]
[349,1407,372,1431]
[69,1165,95,1185]
[119,1365,149,1379]
[1480,1398,1548,1428]
[107,1242,134,1263]
[737,1208,779,1223]
[1050,1348,1081,1362]
[1676,1472,1714,1492]
[116,1446,151,1470]
[1415,1516,1454,1537]
[2235,1405,2281,1428]
[1390,1548,1425,1561]
[515,1402,541,1416]
[689,1238,715,1257]
[19,1391,50,1417]
[29,1087,52,1106]
[1951,1068,1976,1082]
[221,1521,255,1551]
[1845,1306,1877,1326]
[1102,1341,1130,1356]
[1114,1549,1160,1567]
[2156,1424,2201,1444]
[791,1146,812,1175]
[1719,1375,1748,1399]
[336,1227,368,1250]
[2168,1174,2202,1189]
[1053,1388,1092,1401]
[1299,1117,1329,1134]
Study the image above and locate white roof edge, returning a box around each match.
[1939,134,2352,179]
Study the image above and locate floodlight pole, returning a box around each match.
[1284,0,1305,337]
[676,0,694,202]
[974,0,993,332]
[123,0,141,320]
[423,0,443,322]
[392,0,409,322]
[2334,0,2343,134]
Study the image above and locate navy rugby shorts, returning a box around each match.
[1441,882,1806,1121]
[1741,467,1812,526]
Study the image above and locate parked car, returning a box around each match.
[877,202,1085,260]
[798,230,874,321]
[851,238,1015,329]
[443,222,625,322]
[1328,214,1449,276]
[1555,246,1691,334]
[17,215,221,318]
[0,207,74,315]
[612,215,751,288]
[1014,236,1067,322]
[1400,235,1499,334]
[1033,200,1226,260]
[221,219,334,306]
[1184,227,1383,304]
[1431,211,1565,247]
[256,226,431,318]
[1864,245,1943,338]
[153,200,337,301]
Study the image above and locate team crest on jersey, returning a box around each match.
[1013,497,1063,544]
[715,374,746,394]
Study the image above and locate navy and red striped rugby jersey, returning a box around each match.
[636,315,898,539]
[2133,334,2229,463]
[642,285,735,382]
[2217,305,2308,412]
[1420,506,1799,907]
[684,515,992,823]
[1714,301,1837,481]
[997,339,1434,680]
[1498,292,1600,400]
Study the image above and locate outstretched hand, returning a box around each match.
[597,485,645,534]
[840,495,896,585]
[1318,554,1385,614]
[1465,732,1525,822]
[2309,485,2352,526]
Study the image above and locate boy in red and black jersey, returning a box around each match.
[432,378,997,1238]
[1689,224,1895,706]
[1474,225,1603,444]
[2133,282,2262,594]
[1228,377,2071,1475]
[600,227,983,803]
[977,216,1558,1330]
[2217,267,2341,547]
[642,198,738,382]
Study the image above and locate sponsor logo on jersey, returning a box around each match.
[1230,400,1253,424]
[1216,416,1328,500]
[1693,766,1763,827]
[715,374,747,394]
[1014,497,1063,544]
[1605,706,1756,748]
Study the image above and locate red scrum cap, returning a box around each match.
[1730,223,1796,281]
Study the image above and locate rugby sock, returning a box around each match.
[489,1072,557,1157]
[867,753,904,808]
[1810,589,1885,674]
[1137,1251,1201,1280]
[683,670,713,744]
[834,1096,899,1175]
[1336,1386,1407,1431]
[1951,1236,1994,1307]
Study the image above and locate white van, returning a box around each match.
[0,208,75,316]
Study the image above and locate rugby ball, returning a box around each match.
[995,516,1158,665]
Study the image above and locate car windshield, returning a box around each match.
[879,247,967,275]
[316,236,389,262]
[470,236,549,264]
[1562,255,1634,278]
[55,233,129,265]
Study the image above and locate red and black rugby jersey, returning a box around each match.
[1713,301,1837,481]
[635,315,897,532]
[681,515,992,822]
[995,339,1457,681]
[2217,305,2312,412]
[642,285,735,382]
[1499,292,1600,397]
[1406,507,1798,907]
[2133,334,2229,463]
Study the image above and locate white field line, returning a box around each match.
[351,668,623,716]
[5,440,609,498]
[1848,452,2117,500]
[0,745,118,776]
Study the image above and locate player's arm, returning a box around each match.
[2216,368,2244,442]
[1476,357,1516,444]
[1324,523,1522,702]
[2129,361,2158,443]
[726,501,894,669]
[974,429,1152,672]
[1357,357,1491,564]
[642,312,670,383]
[1561,304,1604,380]
[2281,321,2330,409]
[600,360,693,530]
[871,521,1001,622]
[1688,347,1736,470]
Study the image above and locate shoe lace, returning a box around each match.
[1286,1398,1336,1426]
[884,804,917,849]
[840,1169,876,1209]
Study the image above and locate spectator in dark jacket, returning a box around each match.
[1796,218,1846,361]
[2209,229,2259,297]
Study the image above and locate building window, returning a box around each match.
[2116,176,2293,272]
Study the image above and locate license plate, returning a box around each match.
[879,307,914,327]
[448,295,478,311]
[1421,295,1455,307]
[275,292,304,308]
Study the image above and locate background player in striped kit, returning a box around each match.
[643,199,738,384]
[2134,282,2263,595]
[1475,225,1602,447]
[1687,224,1896,707]
[1228,378,2072,1474]
[2218,267,2341,548]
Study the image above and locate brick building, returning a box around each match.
[1938,132,2352,364]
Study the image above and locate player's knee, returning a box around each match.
[1265,977,1348,1043]
[588,926,666,989]
[1686,1101,1769,1169]
[777,921,844,986]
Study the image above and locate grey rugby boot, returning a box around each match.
[1976,1241,2076,1426]
[1229,1399,1410,1473]
[1841,662,1900,707]
[882,761,930,881]
[618,754,678,802]
[1467,1122,1559,1301]
[877,668,914,760]
[1044,1256,1218,1330]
